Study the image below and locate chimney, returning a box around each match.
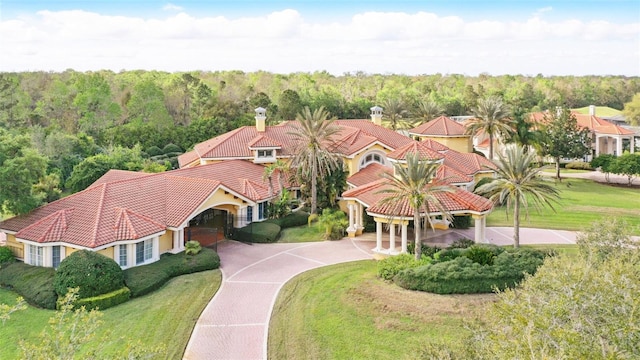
[370,106,383,126]
[589,105,596,116]
[255,107,266,132]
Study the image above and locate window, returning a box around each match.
[358,151,386,170]
[28,245,43,266]
[135,240,153,265]
[118,244,128,267]
[257,150,273,158]
[246,206,253,222]
[258,202,268,220]
[52,246,61,269]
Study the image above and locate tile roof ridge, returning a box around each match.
[90,183,108,248]
[343,177,388,196]
[114,207,166,240]
[18,208,75,242]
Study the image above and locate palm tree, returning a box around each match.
[465,96,512,160]
[382,98,409,131]
[413,98,444,124]
[377,153,455,259]
[262,159,289,198]
[475,144,560,248]
[289,106,341,215]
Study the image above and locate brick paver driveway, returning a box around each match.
[183,238,373,360]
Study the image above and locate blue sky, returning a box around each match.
[1,0,638,75]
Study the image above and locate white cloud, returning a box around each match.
[533,6,553,18]
[163,3,183,11]
[0,9,637,75]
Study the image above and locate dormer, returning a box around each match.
[255,107,267,132]
[248,135,281,163]
[370,106,383,126]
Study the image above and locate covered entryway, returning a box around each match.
[187,208,229,247]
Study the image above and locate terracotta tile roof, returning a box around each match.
[89,170,154,188]
[409,116,467,136]
[530,111,634,136]
[178,150,200,168]
[0,159,282,247]
[436,164,473,184]
[387,141,445,162]
[344,178,492,217]
[347,163,392,188]
[113,208,166,241]
[443,149,496,176]
[248,135,283,149]
[331,127,379,155]
[334,120,413,150]
[416,139,449,152]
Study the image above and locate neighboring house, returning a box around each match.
[408,116,474,153]
[0,107,497,266]
[531,105,636,160]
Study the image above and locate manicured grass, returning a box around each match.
[277,223,325,243]
[0,269,221,359]
[268,260,493,359]
[540,168,592,174]
[487,178,640,234]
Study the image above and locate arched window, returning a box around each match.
[358,150,387,170]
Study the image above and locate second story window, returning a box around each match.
[257,149,274,158]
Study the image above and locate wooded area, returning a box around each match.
[0,70,639,215]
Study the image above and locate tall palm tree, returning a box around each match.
[382,98,409,131]
[413,98,444,124]
[262,159,289,198]
[475,144,560,248]
[465,96,512,160]
[289,106,341,215]
[377,153,455,259]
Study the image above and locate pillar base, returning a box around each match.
[347,231,357,238]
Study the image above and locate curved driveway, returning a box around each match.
[184,227,578,360]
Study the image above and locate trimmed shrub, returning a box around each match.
[53,250,124,299]
[124,247,220,297]
[0,262,57,309]
[162,143,183,154]
[264,211,309,229]
[407,243,442,258]
[164,151,183,158]
[74,287,131,310]
[566,161,593,170]
[185,240,202,255]
[463,245,504,265]
[377,254,431,281]
[394,248,547,294]
[448,238,475,249]
[433,248,465,263]
[0,246,15,264]
[451,215,471,229]
[146,146,163,157]
[233,222,281,243]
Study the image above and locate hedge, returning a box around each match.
[0,246,15,264]
[394,249,547,294]
[73,287,131,311]
[232,222,281,243]
[377,254,431,281]
[565,161,594,170]
[0,262,57,309]
[124,247,220,298]
[264,211,310,229]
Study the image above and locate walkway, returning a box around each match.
[183,227,580,360]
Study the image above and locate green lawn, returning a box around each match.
[0,269,221,359]
[487,178,640,234]
[277,223,325,243]
[540,168,592,174]
[268,260,493,359]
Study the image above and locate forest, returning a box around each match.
[0,70,639,215]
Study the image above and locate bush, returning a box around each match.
[433,248,465,263]
[264,211,309,229]
[53,250,124,299]
[124,247,220,297]
[146,146,163,157]
[185,240,202,255]
[0,246,15,264]
[162,143,183,154]
[318,209,348,240]
[565,161,593,170]
[0,262,57,309]
[377,254,431,281]
[451,215,471,229]
[463,245,504,265]
[73,287,131,310]
[394,248,548,294]
[448,238,475,249]
[232,222,281,243]
[407,242,442,258]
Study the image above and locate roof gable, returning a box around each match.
[387,141,445,162]
[410,116,467,136]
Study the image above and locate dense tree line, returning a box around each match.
[0,70,638,215]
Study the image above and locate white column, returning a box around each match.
[595,135,600,156]
[152,237,160,261]
[356,204,363,231]
[474,217,482,243]
[617,136,623,156]
[389,223,396,253]
[401,222,408,253]
[128,244,135,267]
[481,217,486,243]
[630,136,635,154]
[347,203,355,231]
[172,230,180,252]
[375,220,383,251]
